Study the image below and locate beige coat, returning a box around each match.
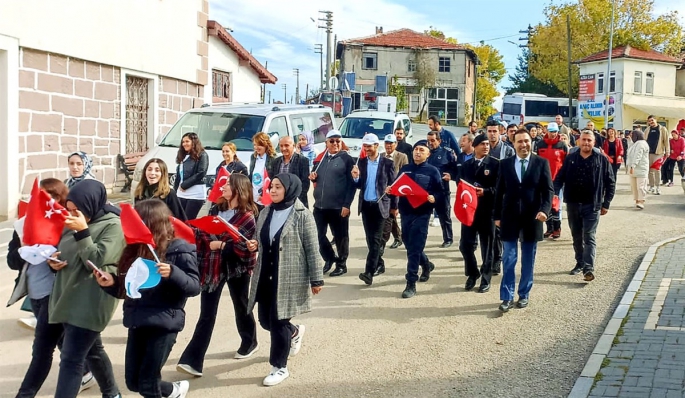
[644,124,670,156]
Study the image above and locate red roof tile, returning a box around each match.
[577,45,681,64]
[207,21,277,84]
[342,28,466,50]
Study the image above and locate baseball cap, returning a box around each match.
[326,130,342,139]
[547,122,559,132]
[362,134,379,145]
[384,134,397,143]
[499,121,508,127]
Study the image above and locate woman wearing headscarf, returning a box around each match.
[296,132,317,170]
[65,151,95,188]
[47,180,124,398]
[627,130,650,210]
[246,173,323,387]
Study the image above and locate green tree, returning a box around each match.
[505,50,565,96]
[424,26,458,44]
[412,48,436,121]
[529,0,683,97]
[388,75,408,112]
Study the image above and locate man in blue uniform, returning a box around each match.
[426,131,459,248]
[388,140,443,299]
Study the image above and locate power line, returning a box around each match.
[462,33,521,45]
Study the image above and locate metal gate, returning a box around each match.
[125,76,149,153]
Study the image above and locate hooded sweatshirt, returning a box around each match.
[536,133,568,180]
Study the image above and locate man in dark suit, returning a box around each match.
[394,125,413,161]
[352,134,397,285]
[458,134,499,293]
[269,136,311,207]
[494,128,554,312]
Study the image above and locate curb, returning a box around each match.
[567,234,685,398]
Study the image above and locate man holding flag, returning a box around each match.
[387,140,442,299]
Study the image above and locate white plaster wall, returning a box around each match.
[0,34,19,219]
[206,36,263,104]
[0,0,202,83]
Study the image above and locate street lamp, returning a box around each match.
[281,83,287,103]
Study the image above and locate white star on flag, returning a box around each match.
[45,209,54,218]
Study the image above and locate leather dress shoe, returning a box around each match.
[492,262,501,276]
[477,284,490,293]
[465,277,478,291]
[390,239,403,249]
[419,261,435,282]
[358,272,373,285]
[499,300,514,312]
[516,298,529,308]
[570,264,583,275]
[373,265,385,276]
[583,271,595,282]
[329,266,347,277]
[440,241,453,248]
[323,261,333,274]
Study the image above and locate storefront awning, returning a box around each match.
[622,94,685,119]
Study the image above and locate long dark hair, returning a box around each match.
[117,200,175,294]
[176,132,205,164]
[216,173,258,214]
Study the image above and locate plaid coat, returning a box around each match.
[248,199,323,320]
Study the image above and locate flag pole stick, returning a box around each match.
[217,216,248,241]
[147,244,161,263]
[377,172,405,203]
[312,149,328,173]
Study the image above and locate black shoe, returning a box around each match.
[373,265,385,276]
[440,241,453,248]
[570,264,583,275]
[322,261,333,274]
[402,282,416,298]
[516,298,529,308]
[390,239,403,249]
[419,261,435,282]
[543,230,553,239]
[492,262,501,276]
[465,277,478,291]
[329,266,347,277]
[477,284,490,293]
[358,272,373,285]
[583,271,595,282]
[499,300,514,312]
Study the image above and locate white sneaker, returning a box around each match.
[289,325,305,357]
[648,186,655,193]
[168,380,189,398]
[176,363,202,377]
[431,218,440,227]
[263,366,289,386]
[79,372,96,393]
[234,344,259,359]
[18,315,37,330]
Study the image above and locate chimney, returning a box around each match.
[375,26,383,34]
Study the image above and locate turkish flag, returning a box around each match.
[120,203,156,248]
[313,150,327,164]
[261,169,272,206]
[358,147,367,160]
[650,156,666,170]
[388,173,429,208]
[23,178,68,246]
[188,215,246,241]
[454,179,478,227]
[170,216,195,245]
[207,167,230,203]
[552,196,560,212]
[18,200,29,218]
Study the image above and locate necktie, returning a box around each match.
[520,159,527,178]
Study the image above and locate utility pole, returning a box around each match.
[604,0,615,129]
[314,44,323,92]
[318,10,333,91]
[293,68,300,104]
[281,83,287,104]
[267,90,271,104]
[262,60,268,103]
[305,83,309,101]
[566,15,573,127]
[519,25,534,77]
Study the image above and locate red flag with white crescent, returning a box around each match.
[388,173,429,208]
[208,167,230,203]
[454,179,478,227]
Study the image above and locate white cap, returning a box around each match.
[326,130,342,139]
[384,134,397,143]
[547,122,559,132]
[362,134,379,145]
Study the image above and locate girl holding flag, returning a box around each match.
[177,173,259,377]
[95,199,199,398]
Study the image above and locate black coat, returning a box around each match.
[427,146,459,192]
[103,239,200,332]
[174,151,209,191]
[216,159,248,177]
[460,156,499,222]
[396,140,413,162]
[268,152,311,208]
[135,187,187,221]
[494,154,554,242]
[354,155,397,218]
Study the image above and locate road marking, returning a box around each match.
[644,278,685,331]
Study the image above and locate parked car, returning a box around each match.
[317,110,413,159]
[131,103,336,197]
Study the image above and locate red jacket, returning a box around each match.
[536,134,567,180]
[602,138,624,164]
[669,136,685,160]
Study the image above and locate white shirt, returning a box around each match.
[177,155,207,200]
[252,155,267,205]
[515,154,531,182]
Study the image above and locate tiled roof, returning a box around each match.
[207,20,277,84]
[341,28,467,50]
[577,45,681,64]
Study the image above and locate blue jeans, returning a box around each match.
[401,213,431,283]
[566,203,600,272]
[500,240,537,301]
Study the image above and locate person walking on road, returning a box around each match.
[626,130,650,209]
[663,130,685,187]
[534,122,568,240]
[553,130,615,281]
[644,115,670,195]
[174,132,209,220]
[428,115,461,155]
[394,125,413,161]
[426,131,459,247]
[268,136,311,208]
[494,129,554,313]
[381,134,408,251]
[602,128,624,181]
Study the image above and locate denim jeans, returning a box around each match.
[566,203,600,272]
[125,327,177,398]
[500,240,537,301]
[54,324,118,398]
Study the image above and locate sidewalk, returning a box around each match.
[570,236,685,398]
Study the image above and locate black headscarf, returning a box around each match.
[271,173,302,211]
[66,179,121,222]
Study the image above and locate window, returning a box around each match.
[646,72,654,95]
[407,59,416,72]
[502,102,522,116]
[524,100,558,117]
[289,112,334,145]
[362,52,377,70]
[634,72,642,93]
[402,118,411,133]
[427,88,458,100]
[439,57,450,72]
[212,70,231,100]
[597,73,605,94]
[267,116,289,140]
[609,71,616,92]
[158,112,265,152]
[339,117,395,139]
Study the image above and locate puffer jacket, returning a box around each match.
[627,140,650,178]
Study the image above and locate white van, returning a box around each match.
[131,103,336,196]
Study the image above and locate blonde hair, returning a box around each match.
[134,158,172,199]
[252,132,276,157]
[222,142,237,153]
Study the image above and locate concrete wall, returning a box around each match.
[676,69,685,97]
[206,36,263,104]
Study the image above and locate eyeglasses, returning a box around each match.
[328,139,341,143]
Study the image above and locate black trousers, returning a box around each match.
[458,217,495,286]
[545,208,562,232]
[361,201,386,274]
[566,203,600,272]
[434,191,453,243]
[384,214,401,241]
[493,226,503,270]
[663,158,685,183]
[178,198,205,220]
[257,290,294,369]
[179,273,257,372]
[313,207,349,265]
[125,327,176,398]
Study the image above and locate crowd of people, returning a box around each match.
[10,113,682,396]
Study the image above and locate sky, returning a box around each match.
[209,0,685,109]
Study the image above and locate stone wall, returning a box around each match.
[158,77,204,139]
